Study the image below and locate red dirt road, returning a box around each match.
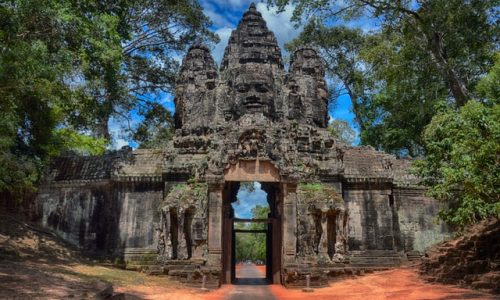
[202,265,494,300]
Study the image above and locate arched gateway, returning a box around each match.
[35,3,449,287]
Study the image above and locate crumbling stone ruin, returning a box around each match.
[420,217,499,294]
[35,3,449,286]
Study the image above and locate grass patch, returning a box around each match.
[65,264,178,287]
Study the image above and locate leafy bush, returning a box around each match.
[413,101,499,228]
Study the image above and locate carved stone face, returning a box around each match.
[294,48,321,76]
[234,73,274,116]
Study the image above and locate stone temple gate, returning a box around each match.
[35,4,449,286]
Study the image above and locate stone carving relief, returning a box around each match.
[296,184,348,264]
[234,71,275,118]
[158,184,208,262]
[236,129,266,158]
[174,43,217,129]
[289,46,328,127]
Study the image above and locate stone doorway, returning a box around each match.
[222,181,281,284]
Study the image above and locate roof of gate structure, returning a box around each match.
[40,4,420,187]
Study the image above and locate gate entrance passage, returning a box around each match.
[221,181,282,284]
[234,221,267,284]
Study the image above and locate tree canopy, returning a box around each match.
[235,205,270,263]
[0,0,216,199]
[272,0,499,227]
[277,0,498,156]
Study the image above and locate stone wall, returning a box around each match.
[35,181,163,256]
[344,182,396,251]
[344,182,448,252]
[393,187,449,252]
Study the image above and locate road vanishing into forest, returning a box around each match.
[222,264,276,300]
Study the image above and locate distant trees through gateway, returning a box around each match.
[232,182,270,263]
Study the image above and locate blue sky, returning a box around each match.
[201,0,358,135]
[111,1,360,149]
[232,182,269,218]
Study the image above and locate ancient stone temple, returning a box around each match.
[35,4,449,286]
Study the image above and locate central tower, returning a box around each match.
[173,3,329,131]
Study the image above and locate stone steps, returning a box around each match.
[349,250,404,267]
[406,251,423,261]
[285,275,329,288]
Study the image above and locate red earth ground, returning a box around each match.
[114,264,495,300]
[0,211,496,300]
[206,264,495,300]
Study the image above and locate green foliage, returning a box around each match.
[0,0,215,200]
[414,55,500,228]
[328,119,356,145]
[413,100,500,227]
[51,128,108,156]
[133,103,174,149]
[298,182,342,203]
[168,182,208,204]
[234,205,270,262]
[476,53,500,103]
[276,0,497,156]
[298,183,323,191]
[0,0,111,198]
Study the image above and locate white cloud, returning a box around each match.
[210,4,301,65]
[113,138,129,150]
[203,3,235,28]
[211,0,254,9]
[232,182,268,218]
[213,26,233,65]
[257,3,301,51]
[108,117,134,150]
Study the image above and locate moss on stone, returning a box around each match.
[298,182,342,204]
[166,182,208,205]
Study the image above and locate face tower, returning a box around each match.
[173,2,329,133]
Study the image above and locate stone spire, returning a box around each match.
[288,46,329,127]
[220,3,283,72]
[174,43,217,129]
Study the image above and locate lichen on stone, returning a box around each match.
[297,182,343,205]
[166,181,208,205]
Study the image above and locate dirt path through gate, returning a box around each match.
[205,266,493,300]
[205,264,276,300]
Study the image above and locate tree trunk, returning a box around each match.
[96,116,110,140]
[426,30,470,107]
[344,84,366,131]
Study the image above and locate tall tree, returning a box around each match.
[73,0,218,140]
[413,54,499,228]
[277,0,497,156]
[274,0,497,107]
[0,0,110,195]
[0,0,216,198]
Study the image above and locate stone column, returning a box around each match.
[318,213,329,261]
[282,183,297,265]
[207,183,223,267]
[177,208,187,259]
[162,209,172,259]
